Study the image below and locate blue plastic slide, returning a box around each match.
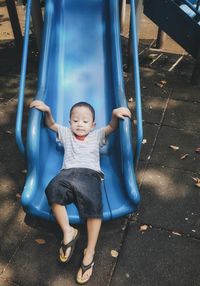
[16,0,143,224]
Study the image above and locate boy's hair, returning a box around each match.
[70,102,95,121]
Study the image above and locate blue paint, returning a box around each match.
[16,0,142,223]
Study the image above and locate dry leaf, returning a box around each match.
[180,153,189,160]
[142,139,147,144]
[195,147,200,154]
[5,130,13,134]
[21,169,27,174]
[172,231,181,236]
[16,193,21,199]
[139,224,148,232]
[191,177,200,183]
[111,250,119,258]
[169,145,179,151]
[142,86,147,89]
[191,177,200,188]
[155,80,167,88]
[35,239,46,245]
[160,80,167,85]
[195,182,200,188]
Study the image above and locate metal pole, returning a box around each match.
[127,0,143,72]
[5,0,23,54]
[31,0,43,51]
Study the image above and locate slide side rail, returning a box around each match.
[15,0,32,154]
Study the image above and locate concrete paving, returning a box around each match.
[0,4,200,286]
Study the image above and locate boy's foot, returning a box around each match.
[76,249,95,284]
[59,228,79,263]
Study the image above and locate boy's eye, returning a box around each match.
[73,120,78,122]
[84,121,89,123]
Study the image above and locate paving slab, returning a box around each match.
[129,95,167,125]
[1,218,126,286]
[110,223,200,286]
[150,125,200,173]
[138,123,159,162]
[126,67,172,100]
[163,99,200,133]
[137,164,200,237]
[171,82,200,102]
[0,73,37,104]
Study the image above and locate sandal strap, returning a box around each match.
[60,229,79,253]
[80,260,94,276]
[61,240,74,253]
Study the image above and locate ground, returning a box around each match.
[0,2,200,286]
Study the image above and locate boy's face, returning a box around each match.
[70,106,95,136]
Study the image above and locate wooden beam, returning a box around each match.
[6,0,23,54]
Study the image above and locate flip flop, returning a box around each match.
[76,250,94,285]
[59,228,79,263]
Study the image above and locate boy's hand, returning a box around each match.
[30,100,50,113]
[112,107,131,119]
[105,107,131,136]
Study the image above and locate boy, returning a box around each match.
[30,100,131,284]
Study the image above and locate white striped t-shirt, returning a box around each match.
[57,125,107,173]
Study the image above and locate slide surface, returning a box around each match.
[22,0,140,224]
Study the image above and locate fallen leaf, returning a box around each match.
[169,145,179,151]
[5,130,12,134]
[35,239,46,245]
[155,80,167,88]
[125,273,130,278]
[111,250,119,258]
[142,86,147,89]
[148,53,158,59]
[16,193,21,199]
[180,153,189,160]
[195,182,200,188]
[195,147,200,154]
[160,80,167,85]
[191,177,200,188]
[139,224,148,232]
[172,231,181,236]
[21,169,27,174]
[191,177,200,183]
[142,139,147,144]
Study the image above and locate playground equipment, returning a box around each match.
[16,0,143,224]
[143,0,200,83]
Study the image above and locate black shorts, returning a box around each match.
[45,168,103,220]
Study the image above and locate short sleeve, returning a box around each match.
[96,127,108,147]
[57,124,70,144]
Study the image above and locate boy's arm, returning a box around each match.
[30,100,58,133]
[104,107,131,136]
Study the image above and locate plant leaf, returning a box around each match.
[180,153,189,160]
[195,147,200,154]
[169,145,179,151]
[139,224,148,232]
[35,239,46,245]
[111,250,119,258]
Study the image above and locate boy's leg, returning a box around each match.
[77,218,101,282]
[52,203,77,259]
